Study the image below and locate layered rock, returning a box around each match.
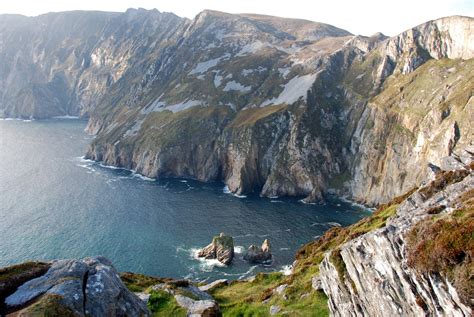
[84,14,473,205]
[3,256,150,316]
[244,239,273,263]
[1,10,472,206]
[198,233,235,265]
[319,151,473,316]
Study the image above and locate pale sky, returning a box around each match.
[0,0,472,36]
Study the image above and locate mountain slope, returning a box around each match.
[0,9,186,118]
[85,14,473,205]
[0,11,472,205]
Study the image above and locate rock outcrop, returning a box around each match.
[319,151,473,316]
[244,239,272,263]
[151,280,221,316]
[3,256,150,316]
[198,233,235,265]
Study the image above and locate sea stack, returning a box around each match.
[198,233,235,265]
[244,239,272,263]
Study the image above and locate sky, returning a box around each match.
[0,0,472,36]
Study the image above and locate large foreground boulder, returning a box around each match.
[198,233,234,265]
[4,256,150,316]
[244,239,272,263]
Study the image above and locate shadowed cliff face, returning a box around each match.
[1,10,472,205]
[0,9,186,119]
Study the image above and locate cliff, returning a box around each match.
[84,14,473,205]
[320,149,473,316]
[1,10,471,205]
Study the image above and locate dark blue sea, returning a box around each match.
[0,119,369,282]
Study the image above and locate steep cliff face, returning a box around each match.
[2,10,472,205]
[83,10,355,201]
[86,14,473,204]
[319,151,473,316]
[0,9,185,119]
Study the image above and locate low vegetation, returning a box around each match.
[19,294,76,316]
[406,188,474,308]
[147,289,187,317]
[0,261,50,314]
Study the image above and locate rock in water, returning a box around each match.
[198,233,234,265]
[5,256,150,316]
[244,239,272,263]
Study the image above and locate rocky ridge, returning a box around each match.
[319,148,473,316]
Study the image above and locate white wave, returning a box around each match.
[279,247,290,251]
[77,156,95,163]
[188,247,226,272]
[223,185,247,198]
[236,265,258,280]
[234,246,245,254]
[326,222,342,227]
[270,200,284,203]
[179,180,188,183]
[131,172,155,182]
[339,196,373,211]
[280,265,293,276]
[298,199,317,205]
[53,115,80,119]
[223,185,231,194]
[98,162,122,170]
[234,233,254,238]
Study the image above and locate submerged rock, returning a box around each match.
[244,239,272,263]
[5,256,150,317]
[198,233,234,265]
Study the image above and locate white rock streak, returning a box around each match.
[261,73,316,106]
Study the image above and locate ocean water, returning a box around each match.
[0,119,370,282]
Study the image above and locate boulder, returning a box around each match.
[198,233,234,265]
[175,295,220,317]
[198,279,228,292]
[5,256,150,317]
[243,239,272,263]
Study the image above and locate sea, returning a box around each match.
[0,118,370,282]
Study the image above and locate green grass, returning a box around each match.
[20,294,76,317]
[0,262,49,283]
[148,289,187,317]
[210,273,284,316]
[228,104,287,128]
[120,272,170,293]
